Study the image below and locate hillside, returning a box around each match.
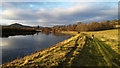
[2,29,120,67]
[10,23,32,28]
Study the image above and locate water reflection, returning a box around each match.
[1,32,72,64]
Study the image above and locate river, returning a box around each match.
[1,32,72,64]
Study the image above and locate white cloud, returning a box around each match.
[52,24,65,26]
[2,10,20,20]
[37,19,46,22]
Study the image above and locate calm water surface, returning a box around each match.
[1,32,72,64]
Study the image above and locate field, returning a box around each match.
[82,29,119,54]
[2,29,120,67]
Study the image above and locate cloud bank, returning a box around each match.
[1,2,118,26]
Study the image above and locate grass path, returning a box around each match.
[95,37,120,66]
[70,34,107,66]
[70,33,120,66]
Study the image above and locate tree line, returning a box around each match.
[2,19,120,33]
[2,25,36,34]
[52,19,119,32]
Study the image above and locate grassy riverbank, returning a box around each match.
[2,29,120,67]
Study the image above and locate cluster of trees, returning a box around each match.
[52,19,119,32]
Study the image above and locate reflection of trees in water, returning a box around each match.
[40,31,70,36]
[2,32,36,38]
[1,31,70,38]
[52,32,70,36]
[42,31,51,35]
[40,30,70,36]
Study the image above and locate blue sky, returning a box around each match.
[1,2,118,26]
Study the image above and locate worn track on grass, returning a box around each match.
[70,34,120,66]
[95,37,120,66]
[70,34,107,66]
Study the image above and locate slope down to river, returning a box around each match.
[2,34,86,67]
[2,32,120,67]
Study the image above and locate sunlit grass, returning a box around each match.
[2,33,86,67]
[82,29,119,54]
[2,29,120,67]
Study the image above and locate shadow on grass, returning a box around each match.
[58,38,79,66]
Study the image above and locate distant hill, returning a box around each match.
[10,23,33,28]
[10,23,43,28]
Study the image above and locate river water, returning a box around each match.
[1,32,72,64]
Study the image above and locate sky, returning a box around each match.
[1,2,119,27]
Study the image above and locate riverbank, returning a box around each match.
[2,33,86,67]
[2,29,120,67]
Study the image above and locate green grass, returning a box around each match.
[82,29,119,54]
[70,34,107,66]
[95,37,120,66]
